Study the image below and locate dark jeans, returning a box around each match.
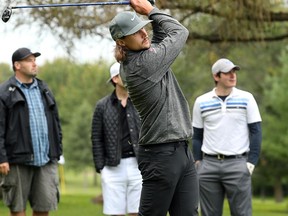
[137,141,199,216]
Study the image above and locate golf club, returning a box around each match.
[1,0,154,23]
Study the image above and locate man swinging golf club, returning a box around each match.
[109,0,199,215]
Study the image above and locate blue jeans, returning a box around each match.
[138,141,199,216]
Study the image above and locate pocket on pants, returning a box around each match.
[138,148,177,181]
[1,176,16,206]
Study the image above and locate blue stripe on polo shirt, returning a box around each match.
[199,97,249,114]
[227,98,248,109]
[200,99,221,113]
[17,79,49,166]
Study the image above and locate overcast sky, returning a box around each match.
[0,15,115,66]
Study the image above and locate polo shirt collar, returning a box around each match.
[212,87,239,99]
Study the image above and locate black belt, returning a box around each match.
[122,151,135,158]
[204,153,247,160]
[139,140,188,152]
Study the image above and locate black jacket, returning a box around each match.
[91,91,141,173]
[0,76,62,164]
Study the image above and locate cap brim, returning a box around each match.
[33,52,41,58]
[106,74,119,84]
[230,65,240,71]
[20,52,41,61]
[125,20,153,36]
[106,77,112,84]
[222,65,240,73]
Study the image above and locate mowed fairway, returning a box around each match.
[0,169,287,215]
[1,194,287,215]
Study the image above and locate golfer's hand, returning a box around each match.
[246,162,255,175]
[0,162,10,175]
[195,160,201,170]
[130,0,154,16]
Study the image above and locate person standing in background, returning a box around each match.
[91,62,142,216]
[108,0,199,215]
[0,47,63,216]
[192,58,262,216]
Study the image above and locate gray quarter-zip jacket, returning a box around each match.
[120,8,192,145]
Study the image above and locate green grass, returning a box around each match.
[1,195,287,216]
[223,199,288,216]
[0,194,103,216]
[1,168,288,215]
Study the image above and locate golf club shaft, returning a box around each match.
[11,1,130,9]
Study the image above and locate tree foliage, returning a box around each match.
[5,0,288,52]
[256,49,288,201]
[37,59,114,170]
[63,100,93,170]
[0,63,13,80]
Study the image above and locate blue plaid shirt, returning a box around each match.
[17,78,50,166]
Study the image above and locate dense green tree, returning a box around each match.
[257,49,288,202]
[38,58,113,123]
[172,41,283,106]
[0,63,13,82]
[63,100,94,170]
[37,59,114,171]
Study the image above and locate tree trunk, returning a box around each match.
[83,170,88,188]
[260,186,266,201]
[274,175,283,203]
[93,172,98,186]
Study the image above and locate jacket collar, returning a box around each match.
[110,90,131,105]
[110,90,119,104]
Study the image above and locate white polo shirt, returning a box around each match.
[192,87,262,155]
